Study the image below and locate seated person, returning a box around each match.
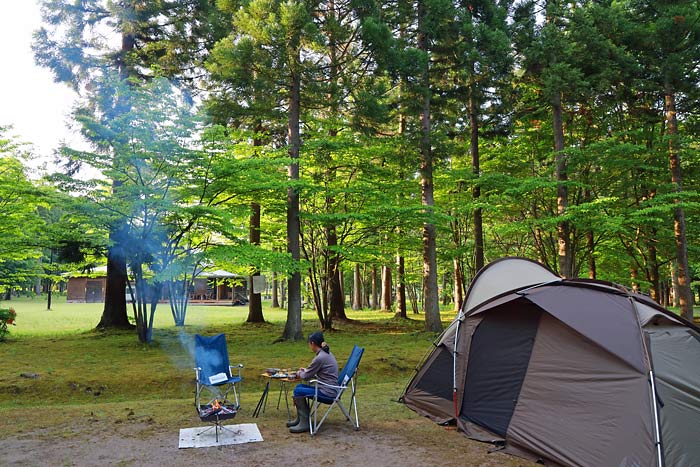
[287,331,339,433]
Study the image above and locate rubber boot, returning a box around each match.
[286,398,300,427]
[289,396,310,433]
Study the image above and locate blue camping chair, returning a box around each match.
[194,333,243,441]
[308,345,365,436]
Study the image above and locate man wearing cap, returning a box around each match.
[287,331,339,433]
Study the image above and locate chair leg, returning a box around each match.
[337,401,352,421]
[351,380,359,430]
[353,395,359,430]
[312,401,339,436]
[310,399,317,436]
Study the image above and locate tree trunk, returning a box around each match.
[247,202,264,323]
[46,279,52,310]
[35,268,42,296]
[360,264,372,309]
[631,267,640,294]
[327,226,346,320]
[660,280,668,308]
[280,279,287,309]
[585,184,596,280]
[381,265,392,312]
[418,0,442,332]
[441,273,449,306]
[323,0,347,323]
[352,263,362,311]
[647,236,660,304]
[407,283,419,314]
[665,85,693,320]
[469,82,484,272]
[271,270,279,308]
[46,251,53,310]
[282,47,303,341]
[370,266,378,310]
[97,225,131,328]
[453,257,464,312]
[395,254,407,318]
[584,237,595,279]
[671,262,680,308]
[98,26,136,330]
[552,91,571,278]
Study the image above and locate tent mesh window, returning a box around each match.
[415,346,454,401]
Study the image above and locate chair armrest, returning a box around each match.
[229,364,244,378]
[309,379,346,390]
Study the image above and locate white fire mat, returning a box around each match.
[178,423,263,449]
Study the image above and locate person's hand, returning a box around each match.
[299,367,305,373]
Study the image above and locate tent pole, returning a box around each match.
[649,369,664,467]
[452,309,463,419]
[629,296,664,467]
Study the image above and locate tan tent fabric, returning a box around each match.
[636,302,682,327]
[403,316,483,424]
[507,313,654,467]
[646,325,700,467]
[525,285,649,372]
[467,290,522,316]
[402,345,455,424]
[437,319,459,348]
[453,316,482,410]
[401,386,454,424]
[459,418,504,444]
[464,257,559,312]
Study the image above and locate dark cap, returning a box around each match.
[308,331,324,347]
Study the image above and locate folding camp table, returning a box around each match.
[252,373,297,420]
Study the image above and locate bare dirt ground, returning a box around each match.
[0,415,533,467]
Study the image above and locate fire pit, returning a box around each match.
[198,399,238,423]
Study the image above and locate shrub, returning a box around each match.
[0,307,16,341]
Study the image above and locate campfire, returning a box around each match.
[198,398,237,422]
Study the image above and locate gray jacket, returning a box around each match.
[298,349,339,397]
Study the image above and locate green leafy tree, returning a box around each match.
[618,0,700,319]
[34,0,224,329]
[0,129,45,297]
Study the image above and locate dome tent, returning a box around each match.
[401,257,700,467]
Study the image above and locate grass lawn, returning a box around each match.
[0,295,454,432]
[0,297,523,465]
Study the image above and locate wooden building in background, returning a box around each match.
[65,267,247,305]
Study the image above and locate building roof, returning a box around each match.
[198,269,242,278]
[65,267,242,280]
